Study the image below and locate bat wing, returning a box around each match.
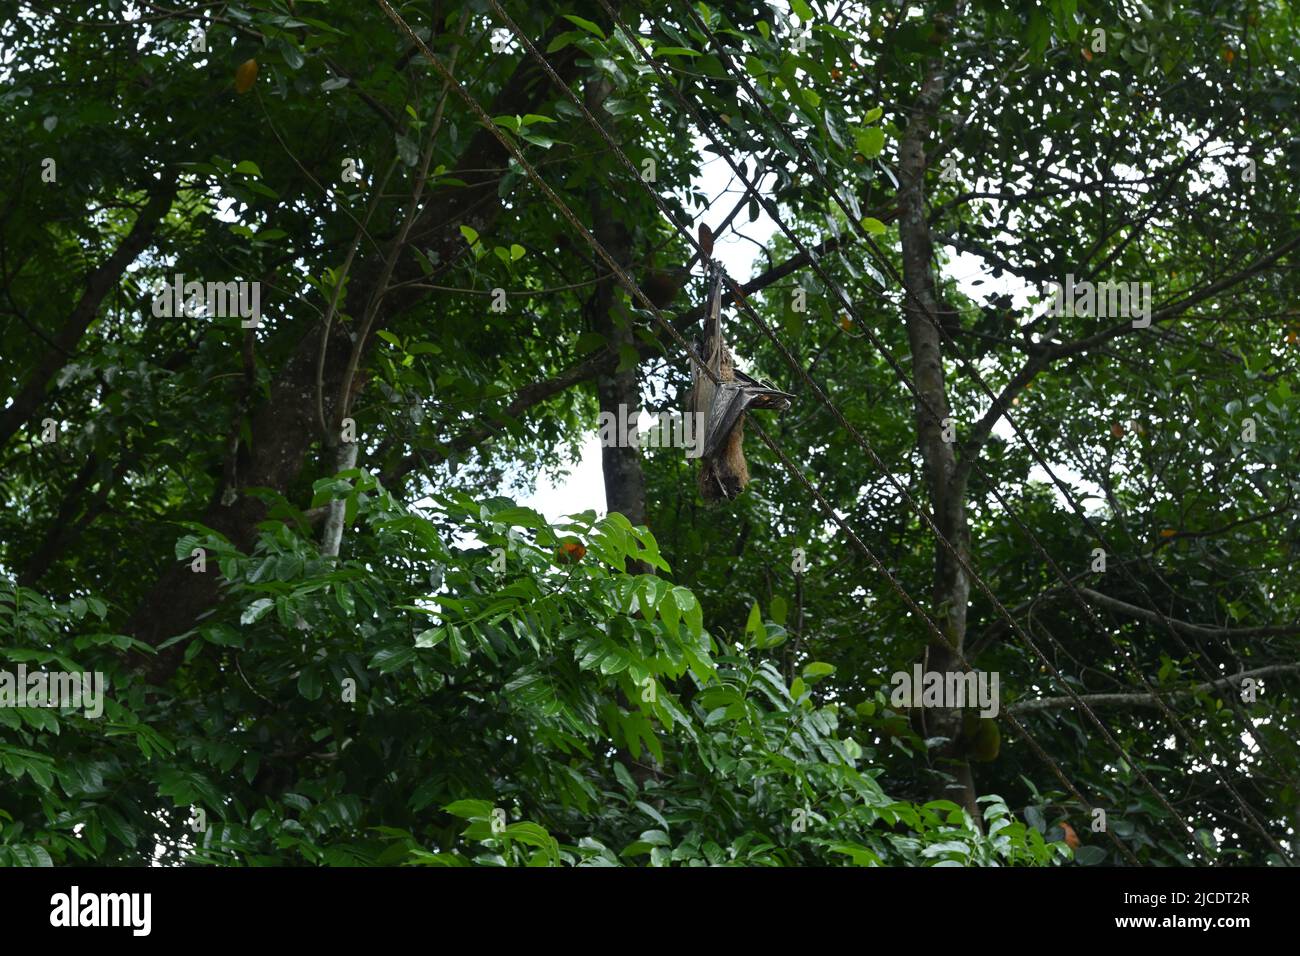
[733,368,794,410]
[693,355,794,460]
[691,261,794,459]
[701,383,747,459]
[690,333,721,431]
[700,381,793,458]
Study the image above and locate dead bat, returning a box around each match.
[690,259,792,502]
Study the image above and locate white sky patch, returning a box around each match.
[519,432,606,518]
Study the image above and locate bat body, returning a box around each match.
[690,261,792,502]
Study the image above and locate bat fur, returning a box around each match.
[691,263,791,502]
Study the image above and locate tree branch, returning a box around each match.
[1077,588,1300,640]
[0,183,176,448]
[954,231,1300,471]
[1009,663,1300,714]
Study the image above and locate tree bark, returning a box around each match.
[1008,663,1300,714]
[320,441,360,558]
[584,77,647,533]
[896,2,977,822]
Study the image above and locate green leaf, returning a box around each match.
[1026,9,1050,60]
[297,667,322,701]
[545,31,583,54]
[444,799,493,820]
[1074,845,1107,866]
[803,661,836,682]
[855,127,884,158]
[638,828,671,846]
[770,594,788,626]
[860,216,886,235]
[415,628,445,648]
[757,623,788,649]
[394,133,420,166]
[490,506,547,528]
[658,588,681,638]
[562,14,606,39]
[279,39,305,70]
[504,822,556,850]
[240,598,274,625]
[370,646,415,673]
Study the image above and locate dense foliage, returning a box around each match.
[1,0,1296,865]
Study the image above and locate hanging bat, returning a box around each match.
[690,258,792,502]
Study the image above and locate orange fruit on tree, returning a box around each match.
[1060,821,1081,850]
[235,58,259,94]
[556,540,586,564]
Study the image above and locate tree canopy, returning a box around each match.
[1,0,1297,867]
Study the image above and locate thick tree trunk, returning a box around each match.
[897,3,978,824]
[584,78,648,533]
[129,319,356,683]
[582,80,657,796]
